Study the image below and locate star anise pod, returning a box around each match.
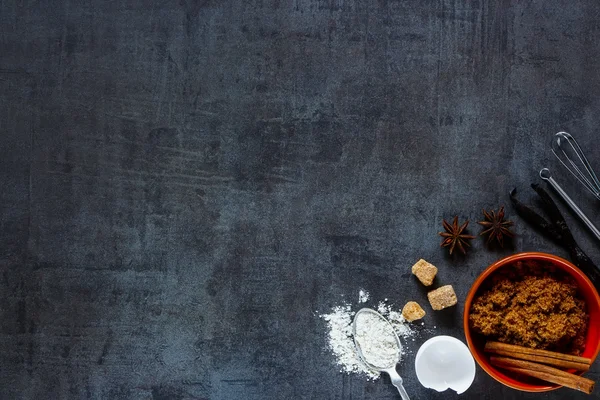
[478,206,514,247]
[439,216,476,255]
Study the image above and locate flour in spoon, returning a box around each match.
[354,312,401,369]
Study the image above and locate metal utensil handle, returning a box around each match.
[386,367,410,400]
[540,168,600,242]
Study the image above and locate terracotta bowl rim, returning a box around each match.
[463,251,600,392]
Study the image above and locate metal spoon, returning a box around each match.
[352,308,410,400]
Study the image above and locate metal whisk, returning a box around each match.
[551,131,600,201]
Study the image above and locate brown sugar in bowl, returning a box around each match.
[463,252,600,392]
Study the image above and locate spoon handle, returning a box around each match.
[386,367,410,400]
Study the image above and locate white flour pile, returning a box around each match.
[320,291,418,380]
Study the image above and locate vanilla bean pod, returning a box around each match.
[510,185,600,290]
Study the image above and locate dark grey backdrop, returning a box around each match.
[2,1,600,399]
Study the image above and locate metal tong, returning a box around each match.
[510,185,600,290]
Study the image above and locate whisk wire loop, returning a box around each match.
[551,132,600,201]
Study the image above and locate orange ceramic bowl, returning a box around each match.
[463,252,600,392]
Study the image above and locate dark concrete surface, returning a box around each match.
[2,1,600,399]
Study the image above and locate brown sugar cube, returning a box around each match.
[427,285,458,310]
[411,259,438,286]
[402,301,426,322]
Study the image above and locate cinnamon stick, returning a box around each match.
[501,366,594,395]
[490,356,595,395]
[484,341,592,369]
[484,341,591,371]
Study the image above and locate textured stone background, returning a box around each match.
[2,1,600,399]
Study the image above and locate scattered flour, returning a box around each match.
[376,301,414,340]
[320,292,419,380]
[358,289,370,303]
